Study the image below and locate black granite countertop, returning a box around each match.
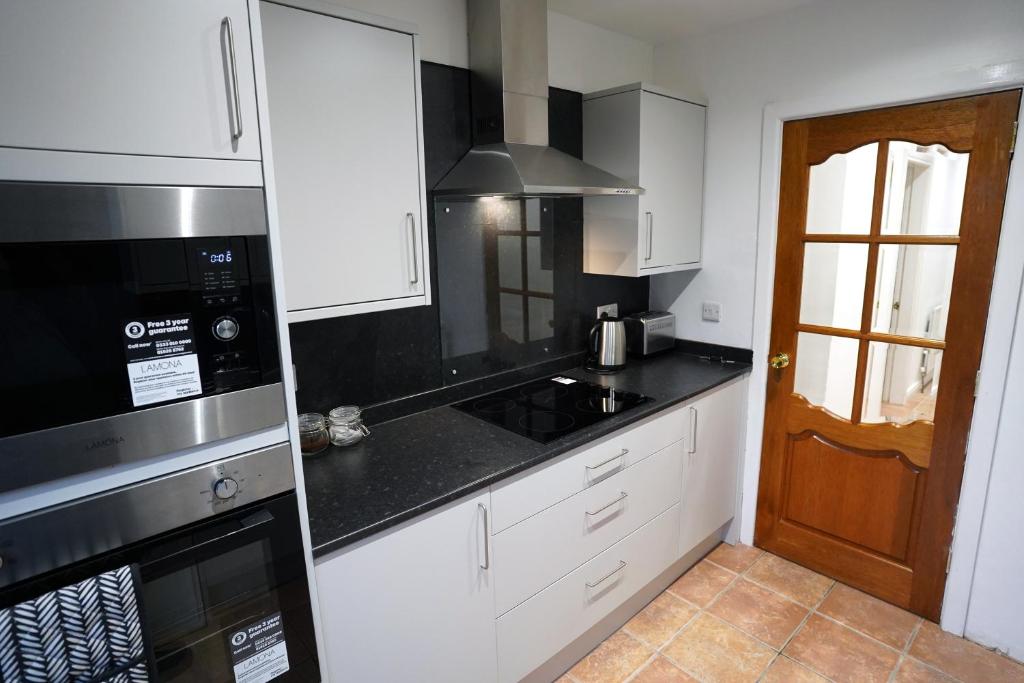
[302,350,751,558]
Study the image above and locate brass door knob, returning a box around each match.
[769,352,790,369]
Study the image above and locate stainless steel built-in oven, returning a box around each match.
[0,443,319,681]
[0,182,286,493]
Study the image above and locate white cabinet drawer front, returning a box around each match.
[0,0,260,161]
[496,505,681,683]
[491,403,687,533]
[494,441,683,615]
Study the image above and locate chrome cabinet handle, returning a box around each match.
[688,406,697,455]
[222,17,243,141]
[645,212,653,261]
[478,503,490,569]
[586,491,628,516]
[407,212,419,286]
[586,560,627,588]
[585,448,629,471]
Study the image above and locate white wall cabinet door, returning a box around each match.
[314,492,497,683]
[679,378,748,555]
[583,83,705,277]
[261,2,428,321]
[0,0,260,161]
[638,91,705,270]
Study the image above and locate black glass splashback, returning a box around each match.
[436,196,577,383]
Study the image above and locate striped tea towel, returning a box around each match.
[0,565,151,682]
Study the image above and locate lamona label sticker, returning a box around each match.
[228,612,290,683]
[122,315,202,407]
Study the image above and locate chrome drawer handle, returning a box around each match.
[407,212,419,285]
[478,503,490,570]
[586,491,628,516]
[645,212,653,261]
[585,448,629,471]
[586,560,627,588]
[689,406,697,455]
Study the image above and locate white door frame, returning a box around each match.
[740,59,1024,633]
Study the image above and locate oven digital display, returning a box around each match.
[203,249,233,264]
[196,246,241,294]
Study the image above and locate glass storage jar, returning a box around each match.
[298,413,329,456]
[327,406,370,446]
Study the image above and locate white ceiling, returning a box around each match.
[548,0,822,45]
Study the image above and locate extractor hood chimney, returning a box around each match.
[434,0,643,197]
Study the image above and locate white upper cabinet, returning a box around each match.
[0,0,260,161]
[582,83,706,277]
[260,2,429,321]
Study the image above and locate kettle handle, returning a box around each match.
[588,322,600,357]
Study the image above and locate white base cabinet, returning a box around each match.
[493,440,683,616]
[311,377,749,683]
[0,0,260,161]
[260,1,429,321]
[679,378,749,555]
[496,506,681,683]
[582,83,706,277]
[313,493,496,683]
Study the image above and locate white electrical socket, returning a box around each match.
[702,301,722,322]
[596,303,619,319]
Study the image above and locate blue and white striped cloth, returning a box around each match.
[0,565,150,682]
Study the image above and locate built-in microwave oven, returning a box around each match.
[0,182,286,493]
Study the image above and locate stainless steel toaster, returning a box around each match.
[624,311,676,356]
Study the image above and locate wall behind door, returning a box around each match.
[649,0,1024,349]
[648,0,1024,648]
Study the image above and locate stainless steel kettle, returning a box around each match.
[586,317,627,373]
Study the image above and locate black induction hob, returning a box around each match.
[452,375,652,444]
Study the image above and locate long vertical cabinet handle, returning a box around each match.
[688,406,698,455]
[478,503,490,569]
[222,17,243,141]
[645,212,654,262]
[407,213,419,286]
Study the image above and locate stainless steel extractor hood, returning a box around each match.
[434,0,642,197]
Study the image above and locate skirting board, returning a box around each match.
[520,522,729,683]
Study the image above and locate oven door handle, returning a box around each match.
[141,508,276,576]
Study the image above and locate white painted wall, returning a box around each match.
[333,0,468,67]
[649,0,1024,645]
[547,11,653,93]
[331,1,653,93]
[650,0,1024,348]
[964,276,1024,661]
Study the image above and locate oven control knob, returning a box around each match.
[213,477,239,500]
[213,316,239,342]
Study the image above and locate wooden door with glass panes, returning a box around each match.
[755,90,1020,620]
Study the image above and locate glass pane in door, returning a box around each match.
[806,142,878,234]
[881,142,969,236]
[799,243,869,329]
[793,332,860,420]
[871,244,956,339]
[862,341,941,423]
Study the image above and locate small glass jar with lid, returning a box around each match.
[297,413,329,456]
[327,406,370,447]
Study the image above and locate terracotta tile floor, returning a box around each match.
[558,544,1024,683]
